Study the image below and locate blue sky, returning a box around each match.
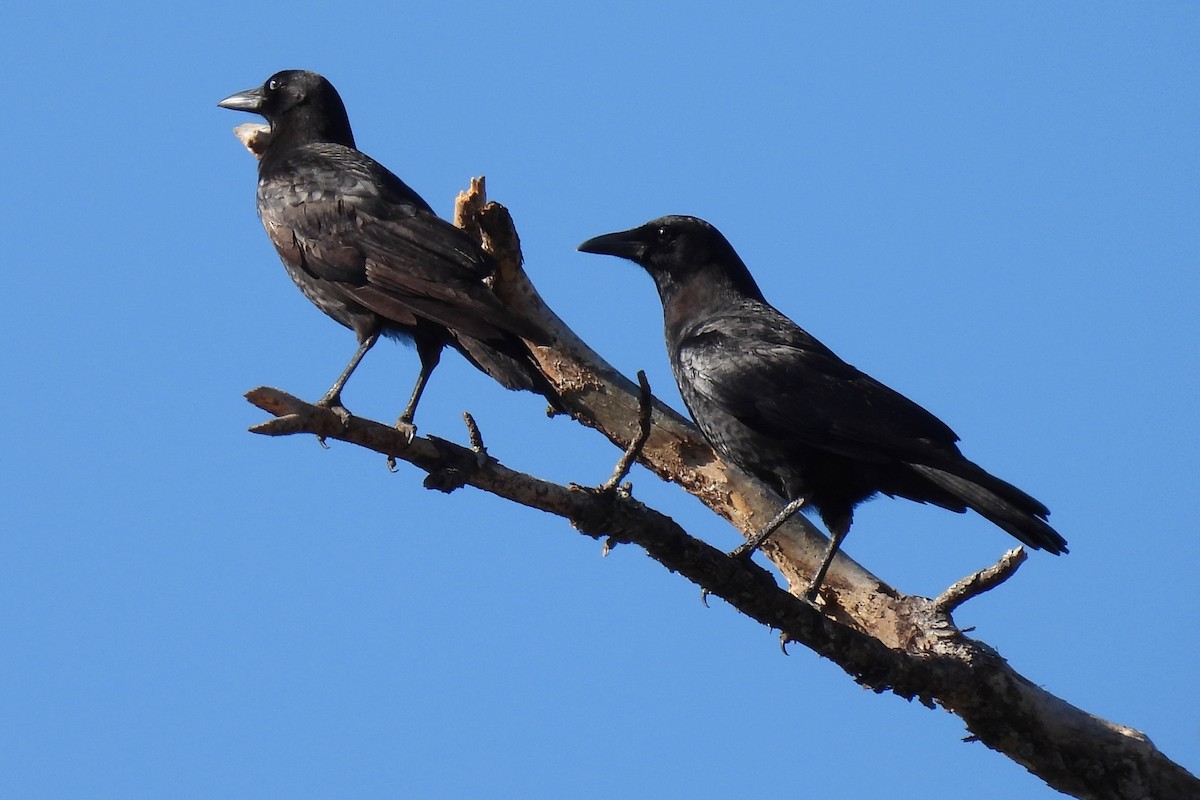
[2,3,1197,797]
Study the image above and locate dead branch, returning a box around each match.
[229,141,1197,800]
[245,385,1196,800]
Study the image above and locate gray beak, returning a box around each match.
[218,86,266,114]
[577,230,648,263]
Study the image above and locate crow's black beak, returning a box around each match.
[218,86,266,114]
[577,230,647,263]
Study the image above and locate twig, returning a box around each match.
[463,411,489,465]
[934,547,1028,614]
[423,411,492,492]
[598,370,653,493]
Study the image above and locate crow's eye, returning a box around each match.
[656,226,669,241]
[267,78,281,92]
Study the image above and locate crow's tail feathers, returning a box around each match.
[909,462,1068,554]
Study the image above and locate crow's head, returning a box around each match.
[219,70,354,148]
[578,215,763,301]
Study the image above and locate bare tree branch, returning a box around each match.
[226,144,1197,800]
[935,547,1029,614]
[245,384,1196,800]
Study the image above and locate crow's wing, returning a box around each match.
[674,304,963,467]
[257,143,546,344]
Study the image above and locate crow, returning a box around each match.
[578,215,1066,598]
[219,70,555,435]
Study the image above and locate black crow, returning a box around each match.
[219,70,555,434]
[579,215,1066,598]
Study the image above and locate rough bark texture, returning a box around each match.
[230,149,1197,800]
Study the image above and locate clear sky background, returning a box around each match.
[2,3,1197,798]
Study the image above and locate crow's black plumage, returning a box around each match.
[579,215,1066,597]
[219,70,555,432]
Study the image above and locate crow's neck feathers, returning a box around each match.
[261,86,357,168]
[655,254,773,347]
[653,248,766,317]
